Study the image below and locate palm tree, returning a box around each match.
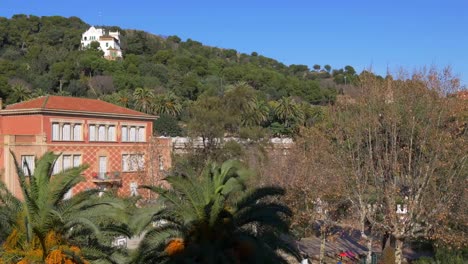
[153,92,182,117]
[274,97,304,128]
[0,152,127,263]
[242,98,270,127]
[8,83,32,104]
[133,87,155,114]
[116,89,133,108]
[133,160,299,264]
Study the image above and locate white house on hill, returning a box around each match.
[81,26,123,60]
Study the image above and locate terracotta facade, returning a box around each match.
[0,96,172,198]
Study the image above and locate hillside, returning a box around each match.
[0,14,362,137]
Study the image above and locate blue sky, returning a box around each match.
[1,0,468,84]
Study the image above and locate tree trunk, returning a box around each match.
[319,230,326,264]
[395,238,403,264]
[366,235,373,264]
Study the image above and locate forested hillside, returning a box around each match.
[0,14,362,137]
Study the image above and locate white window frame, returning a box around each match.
[122,154,144,172]
[21,155,35,176]
[98,125,106,141]
[89,125,96,141]
[53,156,62,175]
[138,127,146,142]
[73,155,81,167]
[62,124,71,141]
[129,127,136,142]
[62,155,72,171]
[108,125,116,142]
[52,123,60,141]
[73,124,82,141]
[158,154,164,171]
[51,121,84,141]
[53,154,81,175]
[121,126,128,142]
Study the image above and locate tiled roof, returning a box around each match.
[5,96,155,118]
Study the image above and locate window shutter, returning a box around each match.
[121,126,128,142]
[130,127,136,142]
[108,126,116,141]
[98,125,106,141]
[62,124,71,141]
[73,155,81,167]
[138,127,145,142]
[53,156,61,175]
[137,154,144,170]
[52,123,59,141]
[73,124,82,141]
[21,156,35,176]
[63,155,72,170]
[89,125,96,141]
[122,154,129,171]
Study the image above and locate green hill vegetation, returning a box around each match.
[0,14,364,137]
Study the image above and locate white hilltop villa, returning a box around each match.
[81,26,123,60]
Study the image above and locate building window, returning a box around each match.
[98,125,106,141]
[121,126,128,142]
[73,124,82,141]
[121,125,146,142]
[21,155,35,176]
[138,127,145,142]
[62,154,81,200]
[158,154,164,171]
[89,124,117,142]
[52,123,59,141]
[52,122,83,141]
[73,155,81,167]
[122,154,144,172]
[62,124,71,141]
[62,155,72,170]
[89,125,96,141]
[129,127,136,142]
[53,154,81,175]
[108,125,116,141]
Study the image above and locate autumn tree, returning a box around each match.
[258,128,348,263]
[330,68,467,264]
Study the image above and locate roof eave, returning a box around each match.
[0,108,158,120]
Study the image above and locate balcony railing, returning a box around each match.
[91,171,122,186]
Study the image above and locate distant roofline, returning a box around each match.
[2,95,157,120]
[0,108,158,120]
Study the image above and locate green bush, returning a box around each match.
[153,114,183,136]
[413,247,467,264]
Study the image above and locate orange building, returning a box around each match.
[0,96,172,198]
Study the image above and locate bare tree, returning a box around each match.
[330,69,467,264]
[258,129,349,263]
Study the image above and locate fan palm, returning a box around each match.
[9,83,32,103]
[133,87,155,114]
[274,97,304,128]
[154,92,182,117]
[241,98,270,127]
[133,160,299,264]
[0,152,126,263]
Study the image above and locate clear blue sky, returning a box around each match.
[1,0,468,84]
